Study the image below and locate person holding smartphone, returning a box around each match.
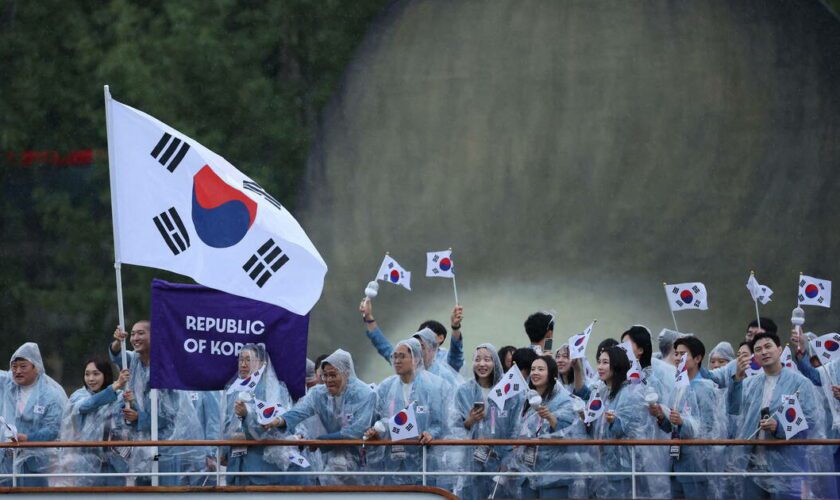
[453,344,522,500]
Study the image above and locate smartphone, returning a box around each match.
[473,402,485,411]
[544,337,553,352]
[760,407,770,425]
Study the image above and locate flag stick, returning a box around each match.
[663,282,679,332]
[452,276,460,306]
[105,85,158,485]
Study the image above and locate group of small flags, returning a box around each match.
[663,273,832,312]
[375,250,456,291]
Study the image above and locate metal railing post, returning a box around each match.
[11,449,17,487]
[631,446,636,499]
[422,445,427,486]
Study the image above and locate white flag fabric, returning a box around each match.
[674,355,690,389]
[627,360,646,384]
[746,275,773,305]
[778,394,808,440]
[810,333,840,364]
[0,416,17,442]
[781,346,798,372]
[664,282,709,311]
[798,275,832,308]
[225,365,266,395]
[426,250,455,278]
[488,365,528,411]
[287,449,311,468]
[617,341,638,364]
[568,322,595,360]
[389,402,420,441]
[254,397,286,426]
[377,255,412,290]
[583,389,605,424]
[745,354,763,378]
[106,95,327,315]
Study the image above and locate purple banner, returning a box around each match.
[150,279,308,398]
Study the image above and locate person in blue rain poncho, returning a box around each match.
[222,343,306,486]
[727,331,825,500]
[186,390,220,486]
[109,322,205,486]
[451,343,523,500]
[364,338,452,487]
[0,342,68,487]
[359,298,464,372]
[58,358,130,486]
[620,326,672,498]
[790,328,840,499]
[267,349,376,485]
[574,346,657,499]
[702,318,778,389]
[413,327,463,388]
[649,336,727,499]
[507,355,592,499]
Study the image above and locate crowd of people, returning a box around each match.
[0,299,838,500]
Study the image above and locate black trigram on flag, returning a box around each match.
[243,238,289,287]
[153,208,190,255]
[150,132,190,172]
[243,180,283,211]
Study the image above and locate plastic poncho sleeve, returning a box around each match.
[700,359,736,388]
[281,391,318,432]
[796,356,823,386]
[365,326,395,364]
[78,386,118,415]
[447,335,464,372]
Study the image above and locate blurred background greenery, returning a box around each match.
[0,0,387,385]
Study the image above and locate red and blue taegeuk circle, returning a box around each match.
[805,284,819,299]
[679,290,694,303]
[394,411,408,426]
[785,407,797,423]
[389,270,400,283]
[825,340,839,352]
[589,400,602,411]
[439,257,452,271]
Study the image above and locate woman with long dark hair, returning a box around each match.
[575,347,654,499]
[59,357,129,486]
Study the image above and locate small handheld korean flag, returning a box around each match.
[254,397,286,426]
[389,402,420,441]
[377,255,411,290]
[665,282,709,311]
[778,394,808,439]
[746,274,773,305]
[617,341,646,384]
[489,365,528,411]
[287,449,311,468]
[568,322,595,360]
[781,346,798,372]
[798,275,831,308]
[426,250,455,278]
[745,354,763,378]
[584,389,605,424]
[225,365,266,395]
[674,355,690,389]
[0,417,17,442]
[810,333,840,363]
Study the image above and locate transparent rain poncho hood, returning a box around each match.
[321,348,356,380]
[413,328,462,387]
[222,343,298,475]
[709,341,736,363]
[0,343,68,485]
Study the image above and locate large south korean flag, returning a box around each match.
[105,90,327,315]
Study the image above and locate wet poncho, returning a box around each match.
[109,346,204,486]
[655,374,727,498]
[726,367,826,498]
[0,343,68,487]
[371,338,452,486]
[507,383,592,498]
[58,383,127,486]
[413,328,463,387]
[222,343,304,486]
[281,349,376,485]
[577,380,657,499]
[451,344,523,500]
